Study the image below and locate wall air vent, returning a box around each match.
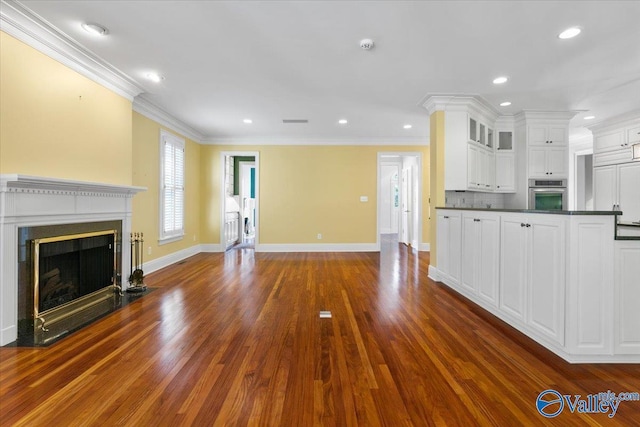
[282,119,308,124]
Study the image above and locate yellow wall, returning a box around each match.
[200,145,430,246]
[131,112,201,261]
[429,111,446,265]
[0,32,132,185]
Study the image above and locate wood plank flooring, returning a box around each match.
[2,237,640,426]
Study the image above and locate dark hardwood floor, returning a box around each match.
[2,235,640,426]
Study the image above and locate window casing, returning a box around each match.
[159,130,185,243]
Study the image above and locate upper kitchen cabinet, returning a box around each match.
[591,116,640,167]
[422,96,500,193]
[497,130,513,151]
[527,125,568,146]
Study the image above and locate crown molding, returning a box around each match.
[133,96,206,142]
[0,0,146,101]
[515,110,580,123]
[586,109,640,135]
[421,94,501,122]
[200,135,429,146]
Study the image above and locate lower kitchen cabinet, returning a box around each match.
[460,212,499,307]
[436,210,461,286]
[500,214,565,345]
[615,242,640,354]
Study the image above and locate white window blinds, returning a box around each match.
[160,130,185,241]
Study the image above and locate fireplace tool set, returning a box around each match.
[127,232,146,293]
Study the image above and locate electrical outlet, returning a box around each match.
[148,247,152,255]
[317,233,322,240]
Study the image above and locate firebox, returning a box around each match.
[17,221,123,345]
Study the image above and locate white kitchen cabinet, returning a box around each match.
[628,126,640,145]
[495,152,515,192]
[436,210,461,286]
[594,162,640,223]
[528,125,567,146]
[500,214,565,344]
[466,143,494,191]
[614,242,640,354]
[528,147,567,178]
[594,130,625,154]
[460,213,499,307]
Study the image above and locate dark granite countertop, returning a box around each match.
[618,221,640,228]
[435,207,622,216]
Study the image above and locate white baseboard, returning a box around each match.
[256,243,378,252]
[428,265,441,282]
[419,243,430,252]
[200,243,224,253]
[141,245,201,275]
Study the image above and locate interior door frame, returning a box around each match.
[220,151,260,250]
[376,151,423,252]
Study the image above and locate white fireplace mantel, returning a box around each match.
[0,175,146,345]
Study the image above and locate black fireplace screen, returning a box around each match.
[34,231,116,314]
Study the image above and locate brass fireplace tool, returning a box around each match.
[127,232,146,293]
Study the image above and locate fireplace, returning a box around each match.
[0,175,145,346]
[18,221,123,344]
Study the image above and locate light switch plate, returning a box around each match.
[360,196,368,202]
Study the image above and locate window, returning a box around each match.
[159,130,185,243]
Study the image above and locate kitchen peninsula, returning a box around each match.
[430,207,640,363]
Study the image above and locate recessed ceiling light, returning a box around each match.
[558,27,582,39]
[584,115,595,120]
[338,119,348,125]
[145,72,164,83]
[500,101,512,107]
[403,124,412,129]
[81,23,109,36]
[493,76,508,85]
[243,119,253,124]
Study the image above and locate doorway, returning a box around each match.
[377,152,422,252]
[221,151,260,251]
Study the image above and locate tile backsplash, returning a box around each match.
[445,191,505,209]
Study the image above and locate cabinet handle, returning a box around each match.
[444,216,449,219]
[526,224,531,228]
[521,223,526,227]
[474,218,480,222]
[485,184,490,187]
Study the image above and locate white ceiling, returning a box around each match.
[11,0,640,143]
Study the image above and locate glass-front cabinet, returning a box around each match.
[497,130,513,151]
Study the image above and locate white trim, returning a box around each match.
[143,244,201,274]
[419,243,430,252]
[428,265,442,282]
[376,152,424,253]
[200,243,224,253]
[220,151,260,249]
[159,130,186,242]
[133,96,205,142]
[202,136,429,146]
[421,94,501,121]
[256,243,378,253]
[0,0,144,101]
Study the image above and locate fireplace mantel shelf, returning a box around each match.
[0,174,146,196]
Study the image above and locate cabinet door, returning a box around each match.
[495,153,515,192]
[528,148,547,177]
[460,216,479,294]
[477,215,500,307]
[447,214,462,285]
[617,162,640,223]
[500,217,527,321]
[594,166,616,211]
[547,127,567,145]
[469,117,478,143]
[528,126,547,146]
[615,243,640,354]
[546,148,567,177]
[479,123,486,146]
[483,150,495,190]
[467,144,479,188]
[594,131,624,153]
[437,212,451,278]
[528,218,565,345]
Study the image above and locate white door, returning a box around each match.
[401,168,411,245]
[380,164,400,234]
[500,216,527,321]
[477,215,500,307]
[460,215,478,294]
